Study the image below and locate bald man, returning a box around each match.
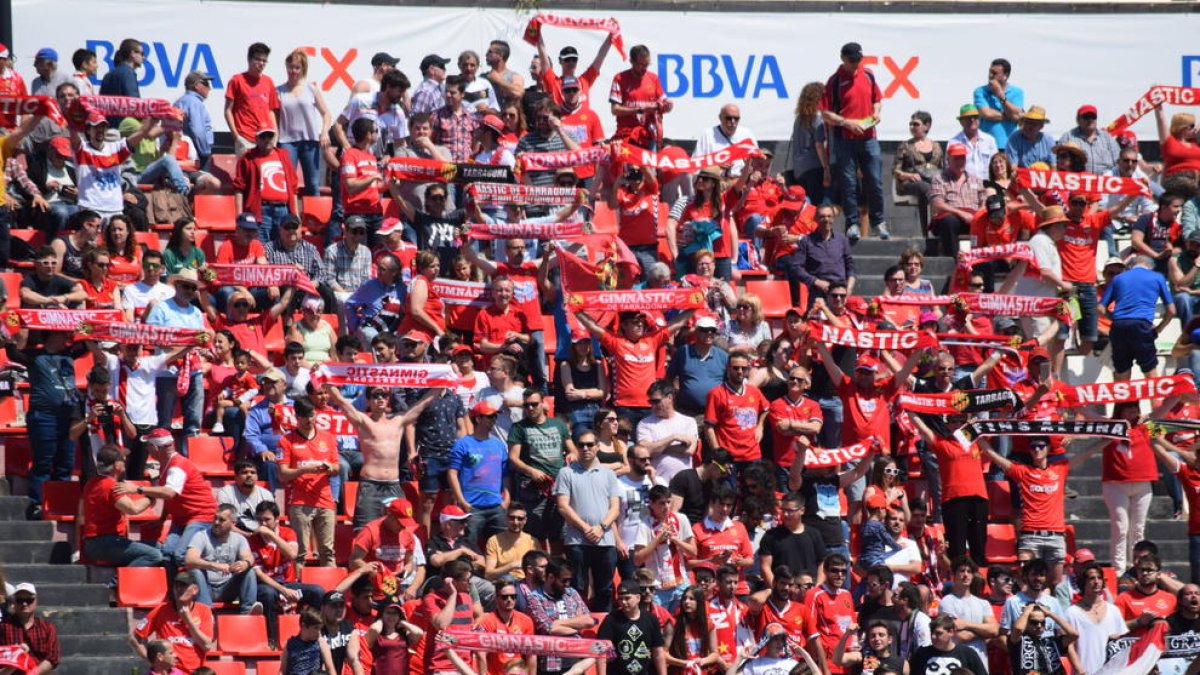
[693,103,759,176]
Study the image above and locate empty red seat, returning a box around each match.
[189,436,235,478]
[202,661,246,675]
[42,481,81,521]
[986,481,1013,523]
[135,231,162,251]
[300,566,348,590]
[334,523,355,566]
[277,613,301,645]
[301,196,333,234]
[207,154,238,190]
[256,660,281,675]
[215,615,279,657]
[985,523,1018,563]
[744,279,799,319]
[341,482,358,523]
[116,567,168,608]
[194,194,238,232]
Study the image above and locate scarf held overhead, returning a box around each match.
[443,629,615,658]
[386,157,514,184]
[522,14,627,59]
[309,362,461,388]
[75,95,184,130]
[202,264,318,296]
[1016,168,1151,197]
[803,440,875,468]
[806,321,938,351]
[518,146,612,172]
[616,138,760,173]
[1056,374,1198,408]
[565,288,705,312]
[1107,85,1200,135]
[956,419,1131,443]
[467,221,587,240]
[956,292,1070,320]
[897,389,1020,415]
[468,182,578,206]
[80,321,210,346]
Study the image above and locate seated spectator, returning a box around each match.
[928,143,985,256]
[483,504,538,582]
[720,293,772,351]
[80,445,161,566]
[78,246,120,309]
[1007,602,1077,675]
[892,110,943,224]
[216,460,276,533]
[280,608,338,675]
[266,213,332,310]
[129,572,215,674]
[344,252,406,343]
[350,497,425,602]
[426,506,493,607]
[162,217,206,277]
[288,296,337,364]
[184,504,261,614]
[30,136,79,238]
[396,250,445,341]
[1005,106,1054,168]
[248,501,326,643]
[122,249,174,320]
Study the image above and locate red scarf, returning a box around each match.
[431,279,492,307]
[81,321,210,346]
[467,182,577,206]
[806,321,938,351]
[522,14,627,59]
[804,440,876,468]
[11,308,122,332]
[876,294,955,307]
[309,362,461,388]
[442,629,616,659]
[615,138,760,173]
[0,95,64,126]
[955,292,1070,321]
[467,221,586,240]
[1107,85,1200,134]
[76,95,183,129]
[202,264,318,296]
[1055,374,1197,408]
[1016,168,1151,197]
[565,288,705,312]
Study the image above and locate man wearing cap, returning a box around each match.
[69,109,156,221]
[820,42,886,241]
[175,71,215,169]
[323,213,374,307]
[349,497,422,601]
[1060,105,1122,175]
[0,42,27,130]
[950,104,998,180]
[974,58,1025,152]
[928,142,985,256]
[558,75,605,184]
[225,42,280,156]
[30,48,70,98]
[353,51,399,95]
[1005,105,1055,168]
[184,503,261,613]
[412,55,450,115]
[484,40,526,110]
[212,284,292,361]
[145,268,208,446]
[694,104,759,177]
[267,212,331,307]
[81,444,163,567]
[233,124,299,242]
[981,435,1071,579]
[449,400,511,544]
[538,35,613,110]
[243,368,294,489]
[813,339,921,453]
[130,573,215,674]
[1103,254,1177,381]
[317,590,362,675]
[426,507,490,595]
[610,44,672,146]
[668,317,729,419]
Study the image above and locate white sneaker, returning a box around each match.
[877,221,890,240]
[211,422,225,434]
[248,602,264,616]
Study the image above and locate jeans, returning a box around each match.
[1102,224,1118,258]
[255,453,281,491]
[918,441,943,523]
[0,204,12,268]
[566,544,617,612]
[84,534,164,567]
[258,581,326,641]
[831,136,884,230]
[165,521,212,569]
[528,330,548,394]
[566,406,599,436]
[1102,480,1152,572]
[1177,292,1200,331]
[281,140,321,197]
[139,154,191,195]
[793,166,828,207]
[26,409,75,507]
[817,397,843,450]
[714,257,732,282]
[156,373,203,454]
[630,245,659,283]
[931,214,968,257]
[192,568,258,613]
[1075,282,1098,343]
[465,504,508,547]
[44,202,80,240]
[259,202,291,244]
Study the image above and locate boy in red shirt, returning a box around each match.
[225,42,279,155]
[132,573,215,674]
[278,397,339,568]
[691,484,755,595]
[805,555,856,675]
[342,117,385,242]
[349,498,421,601]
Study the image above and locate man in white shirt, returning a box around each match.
[122,249,174,320]
[636,379,699,482]
[948,104,997,180]
[1012,207,1073,341]
[693,103,757,176]
[937,555,1000,667]
[883,508,923,586]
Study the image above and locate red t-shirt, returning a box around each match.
[340,146,382,215]
[805,585,857,675]
[820,66,881,141]
[216,312,276,360]
[493,262,543,331]
[617,182,660,247]
[970,208,1036,248]
[1103,424,1158,483]
[705,383,769,462]
[1117,588,1177,636]
[600,330,669,407]
[768,395,823,469]
[249,525,298,583]
[559,107,605,180]
[836,375,898,448]
[419,592,475,673]
[351,519,417,600]
[692,519,754,594]
[82,475,127,539]
[134,601,214,674]
[1059,210,1112,283]
[1162,134,1200,176]
[1178,463,1200,536]
[930,437,987,502]
[1006,462,1068,531]
[0,72,28,129]
[707,596,748,664]
[215,238,266,265]
[225,72,280,141]
[609,69,665,140]
[476,611,535,675]
[754,598,808,645]
[543,65,600,109]
[473,304,529,350]
[279,428,338,510]
[762,204,816,268]
[159,454,217,525]
[396,276,446,339]
[82,277,120,309]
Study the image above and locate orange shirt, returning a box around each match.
[476,611,535,675]
[134,602,214,674]
[1058,211,1111,283]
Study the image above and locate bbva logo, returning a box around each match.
[657,54,789,99]
[86,40,224,89]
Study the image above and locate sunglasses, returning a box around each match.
[370,391,390,399]
[787,377,809,383]
[499,594,517,600]
[883,467,901,476]
[524,401,542,408]
[143,262,162,269]
[233,301,250,308]
[578,441,596,448]
[283,223,301,231]
[427,195,447,201]
[648,398,665,404]
[349,228,367,235]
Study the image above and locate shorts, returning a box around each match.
[419,455,451,493]
[1017,531,1067,564]
[1110,319,1158,374]
[353,479,403,529]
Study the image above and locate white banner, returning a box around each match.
[12,0,1200,140]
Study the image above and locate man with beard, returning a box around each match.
[1168,583,1200,635]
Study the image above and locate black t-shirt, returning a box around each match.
[425,533,482,578]
[908,644,987,675]
[849,650,905,675]
[20,274,79,308]
[1169,613,1200,635]
[413,210,466,272]
[798,472,844,548]
[858,601,902,645]
[1007,634,1066,675]
[669,469,711,525]
[322,619,357,675]
[757,524,827,578]
[809,344,855,399]
[597,609,664,675]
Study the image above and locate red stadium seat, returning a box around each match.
[744,279,797,319]
[986,481,1013,523]
[72,351,94,390]
[334,523,355,566]
[135,231,162,251]
[301,196,333,234]
[116,567,168,608]
[194,194,238,232]
[591,203,617,233]
[202,662,246,675]
[207,154,238,190]
[215,615,279,657]
[1,272,22,308]
[341,482,358,523]
[41,481,80,521]
[256,660,281,675]
[189,436,235,478]
[3,436,30,474]
[985,523,1018,563]
[300,566,348,590]
[277,613,301,645]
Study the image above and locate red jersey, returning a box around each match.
[215,238,266,265]
[473,304,530,350]
[0,71,28,129]
[754,598,808,645]
[351,518,417,600]
[1103,424,1158,483]
[216,312,276,360]
[134,602,214,674]
[692,518,754,595]
[396,276,446,339]
[762,205,816,268]
[837,374,898,448]
[768,395,823,469]
[805,585,856,674]
[704,383,769,462]
[219,370,259,402]
[81,475,127,539]
[609,68,666,141]
[1117,587,1176,636]
[419,592,475,673]
[279,428,339,510]
[617,180,661,247]
[707,596,749,664]
[559,107,605,180]
[970,208,1036,248]
[340,147,382,215]
[1178,462,1200,535]
[159,454,217,525]
[1006,463,1068,531]
[225,72,280,141]
[543,65,600,109]
[493,261,543,331]
[249,525,298,583]
[232,147,298,218]
[1059,211,1112,283]
[476,611,535,675]
[820,66,881,141]
[930,437,987,502]
[82,277,119,309]
[600,330,670,408]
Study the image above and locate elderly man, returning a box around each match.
[29,48,71,97]
[1060,104,1122,175]
[1103,254,1176,380]
[344,252,406,342]
[244,369,293,490]
[265,212,332,308]
[1005,105,1055,167]
[820,41,886,241]
[458,50,500,118]
[949,104,997,180]
[0,584,59,673]
[693,104,758,176]
[145,268,208,448]
[777,204,857,305]
[175,71,215,169]
[323,215,373,306]
[928,143,985,256]
[185,504,261,613]
[667,317,729,418]
[974,58,1025,152]
[1106,147,1158,243]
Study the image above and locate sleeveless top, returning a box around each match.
[396,276,445,337]
[370,632,409,675]
[277,82,323,143]
[296,319,334,364]
[560,361,600,413]
[60,236,84,279]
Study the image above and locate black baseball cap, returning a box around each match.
[841,42,864,60]
[559,46,579,60]
[371,52,399,68]
[420,54,450,73]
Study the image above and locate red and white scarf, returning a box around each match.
[80,321,210,347]
[875,294,956,307]
[0,94,64,126]
[1107,85,1200,135]
[442,628,616,659]
[1016,168,1151,197]
[955,292,1070,320]
[386,157,456,183]
[957,242,1038,272]
[522,14,627,59]
[518,146,611,173]
[467,221,586,240]
[309,362,461,388]
[1056,374,1197,408]
[565,288,705,312]
[202,264,318,296]
[431,279,492,307]
[10,308,123,332]
[805,321,937,351]
[468,182,578,206]
[804,440,875,468]
[616,138,760,173]
[76,95,183,129]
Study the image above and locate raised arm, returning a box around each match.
[325,383,370,427]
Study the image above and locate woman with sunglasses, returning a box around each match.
[892,110,943,234]
[863,456,910,523]
[592,406,629,476]
[558,328,608,435]
[676,167,736,280]
[720,293,772,352]
[80,246,120,309]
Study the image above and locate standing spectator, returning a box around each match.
[412,54,450,115]
[507,388,572,543]
[1005,106,1055,168]
[278,50,332,196]
[610,45,672,146]
[335,71,410,160]
[668,446,733,526]
[1057,191,1137,356]
[279,397,339,568]
[973,58,1025,152]
[81,444,162,567]
[1060,104,1121,175]
[175,71,215,169]
[693,104,758,176]
[907,413,987,565]
[29,48,70,97]
[598,581,667,675]
[633,485,697,611]
[704,352,769,468]
[766,365,822,487]
[558,329,608,434]
[1154,104,1200,178]
[0,42,26,130]
[483,40,526,110]
[928,143,985,256]
[777,205,856,305]
[70,49,97,96]
[144,269,207,447]
[937,556,999,668]
[806,554,856,675]
[1065,561,1126,674]
[637,380,700,483]
[1000,559,1068,649]
[244,369,293,489]
[1108,147,1158,242]
[406,377,468,533]
[340,119,385,241]
[757,492,826,583]
[1102,254,1176,380]
[70,113,153,222]
[129,573,215,674]
[691,484,754,593]
[615,445,664,582]
[820,42,885,241]
[434,76,481,162]
[526,557,596,675]
[458,50,500,117]
[233,127,299,242]
[448,401,510,545]
[668,319,729,419]
[417,562,480,675]
[1131,191,1184,275]
[949,104,998,180]
[515,100,581,192]
[908,614,987,675]
[1012,207,1073,339]
[184,504,261,614]
[981,436,1069,578]
[225,43,280,156]
[554,430,621,611]
[787,82,830,204]
[99,38,142,101]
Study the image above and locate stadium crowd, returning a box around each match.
[1,21,1200,675]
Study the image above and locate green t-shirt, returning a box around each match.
[507,417,570,484]
[163,246,206,276]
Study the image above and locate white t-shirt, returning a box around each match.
[615,473,666,550]
[741,657,797,675]
[76,140,131,213]
[884,536,923,586]
[692,124,758,176]
[341,92,409,156]
[103,351,171,426]
[454,372,489,411]
[937,592,993,666]
[1066,602,1127,674]
[122,281,174,317]
[1012,231,1062,298]
[633,511,693,589]
[479,384,524,444]
[636,412,699,482]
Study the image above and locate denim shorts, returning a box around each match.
[419,455,452,493]
[1017,531,1066,563]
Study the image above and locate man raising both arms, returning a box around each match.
[325,384,444,527]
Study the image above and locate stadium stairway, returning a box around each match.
[0,494,142,675]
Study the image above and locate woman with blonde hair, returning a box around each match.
[787,81,830,205]
[720,292,772,350]
[1156,104,1200,178]
[278,49,332,196]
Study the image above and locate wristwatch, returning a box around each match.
[136,485,145,495]
[600,523,611,532]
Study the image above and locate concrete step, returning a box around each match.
[0,520,56,540]
[56,656,144,675]
[1068,519,1186,541]
[41,607,133,637]
[1073,538,1191,567]
[0,495,29,521]
[59,635,135,657]
[0,540,63,564]
[850,239,933,256]
[3,563,88,584]
[34,583,111,608]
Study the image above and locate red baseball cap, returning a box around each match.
[864,492,888,510]
[49,136,72,158]
[470,400,498,418]
[1029,346,1051,362]
[450,344,473,358]
[947,143,968,157]
[85,109,108,127]
[378,217,404,236]
[438,505,470,523]
[1073,548,1096,564]
[778,185,808,212]
[481,114,504,135]
[386,498,417,525]
[855,355,881,372]
[1077,105,1098,117]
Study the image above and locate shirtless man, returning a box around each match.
[325,383,443,528]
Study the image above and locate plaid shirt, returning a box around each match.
[432,107,478,162]
[266,239,325,286]
[0,615,61,668]
[322,241,372,291]
[525,586,590,673]
[411,78,445,115]
[931,169,985,213]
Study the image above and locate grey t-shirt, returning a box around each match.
[188,529,251,589]
[552,462,620,546]
[937,592,992,666]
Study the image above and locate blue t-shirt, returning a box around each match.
[449,434,508,508]
[1101,266,1174,323]
[666,345,728,415]
[973,83,1024,150]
